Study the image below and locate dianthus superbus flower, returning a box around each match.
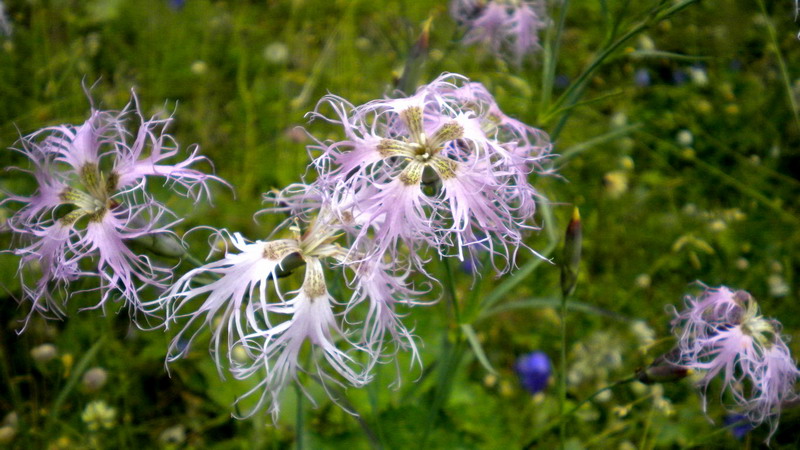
[154,193,422,419]
[3,92,218,324]
[671,285,800,439]
[450,0,548,65]
[307,73,551,273]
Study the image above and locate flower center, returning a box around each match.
[736,292,776,348]
[58,163,120,224]
[411,141,436,162]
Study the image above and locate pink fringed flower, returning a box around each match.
[307,73,551,273]
[154,198,422,418]
[671,285,800,438]
[3,92,218,324]
[450,0,548,64]
[232,257,367,419]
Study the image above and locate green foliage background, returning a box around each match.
[1,0,800,448]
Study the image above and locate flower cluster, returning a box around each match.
[154,73,550,418]
[3,93,218,325]
[671,285,800,437]
[450,0,548,64]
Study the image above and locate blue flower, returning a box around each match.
[555,74,570,89]
[515,351,552,394]
[634,68,651,87]
[723,414,753,440]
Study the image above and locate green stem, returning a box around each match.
[539,0,570,118]
[442,258,461,325]
[757,0,800,132]
[44,337,105,437]
[295,384,304,450]
[558,290,568,449]
[421,259,464,446]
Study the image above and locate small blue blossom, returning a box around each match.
[724,414,753,440]
[515,351,552,394]
[460,257,478,275]
[634,68,651,87]
[555,74,570,89]
[672,69,688,85]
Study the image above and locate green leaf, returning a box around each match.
[460,324,497,376]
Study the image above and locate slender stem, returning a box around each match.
[639,402,656,450]
[442,258,461,324]
[185,253,207,269]
[558,290,568,449]
[539,0,570,117]
[44,337,105,437]
[757,0,800,132]
[295,383,304,450]
[422,259,463,446]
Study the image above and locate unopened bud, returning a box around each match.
[130,232,186,258]
[276,252,305,278]
[396,16,432,94]
[636,354,691,384]
[560,207,582,298]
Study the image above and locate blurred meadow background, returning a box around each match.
[2,0,800,448]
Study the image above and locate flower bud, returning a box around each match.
[396,16,432,93]
[130,232,186,258]
[560,207,582,298]
[636,354,691,384]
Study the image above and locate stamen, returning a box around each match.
[401,106,424,143]
[59,209,85,226]
[60,187,105,214]
[399,161,424,185]
[302,258,327,299]
[429,121,465,148]
[430,156,459,180]
[378,139,416,158]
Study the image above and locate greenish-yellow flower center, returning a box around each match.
[378,107,465,185]
[58,163,120,224]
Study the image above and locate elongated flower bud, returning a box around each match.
[636,352,691,384]
[560,207,582,298]
[397,16,432,93]
[129,232,186,258]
